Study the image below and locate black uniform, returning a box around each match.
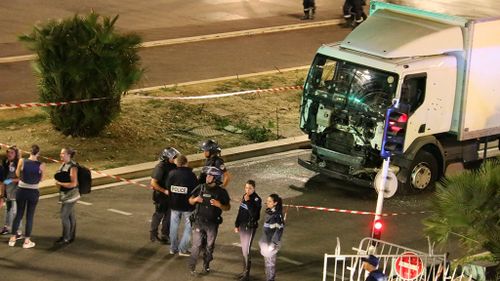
[150,161,176,241]
[366,270,387,281]
[343,0,367,24]
[235,192,262,280]
[302,0,316,20]
[199,156,226,184]
[188,183,230,273]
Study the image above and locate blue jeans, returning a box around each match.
[169,210,192,253]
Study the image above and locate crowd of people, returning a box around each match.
[147,140,285,281]
[0,140,286,281]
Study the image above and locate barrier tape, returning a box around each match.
[0,143,149,190]
[283,204,431,217]
[0,85,303,110]
[0,97,109,110]
[128,85,304,100]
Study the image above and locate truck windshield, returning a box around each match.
[303,54,398,118]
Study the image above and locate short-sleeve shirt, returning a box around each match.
[191,184,230,223]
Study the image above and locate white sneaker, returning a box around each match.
[22,241,35,249]
[8,239,16,247]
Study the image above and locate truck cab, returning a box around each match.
[298,2,500,194]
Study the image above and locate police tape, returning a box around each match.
[283,204,431,217]
[0,142,150,190]
[0,97,109,110]
[0,85,304,110]
[128,85,304,100]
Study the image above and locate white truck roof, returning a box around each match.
[340,9,464,58]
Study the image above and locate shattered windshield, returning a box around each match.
[303,54,398,118]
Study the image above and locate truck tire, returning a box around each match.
[401,150,439,194]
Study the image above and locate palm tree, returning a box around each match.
[423,159,500,263]
[19,12,143,136]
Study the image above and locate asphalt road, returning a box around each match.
[0,150,459,281]
[0,0,347,104]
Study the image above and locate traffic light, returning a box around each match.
[371,219,383,240]
[380,106,409,158]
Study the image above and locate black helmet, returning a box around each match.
[200,139,221,154]
[159,147,180,162]
[202,166,223,183]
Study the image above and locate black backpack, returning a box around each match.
[76,163,92,194]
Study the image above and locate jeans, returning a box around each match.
[169,210,192,253]
[61,202,77,241]
[4,199,18,230]
[12,188,39,237]
[189,222,219,271]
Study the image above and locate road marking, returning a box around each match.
[326,272,346,279]
[278,256,304,266]
[77,201,93,206]
[140,19,342,48]
[107,209,132,216]
[0,20,342,64]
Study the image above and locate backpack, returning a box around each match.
[75,163,92,194]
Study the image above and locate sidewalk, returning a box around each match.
[38,135,310,195]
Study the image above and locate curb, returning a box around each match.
[38,135,311,195]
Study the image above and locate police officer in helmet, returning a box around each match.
[199,140,231,188]
[149,147,179,243]
[188,166,231,275]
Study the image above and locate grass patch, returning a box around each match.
[0,69,307,176]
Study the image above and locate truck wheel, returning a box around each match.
[402,151,439,194]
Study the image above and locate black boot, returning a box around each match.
[238,261,251,281]
[301,9,310,20]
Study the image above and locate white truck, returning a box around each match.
[298,1,500,194]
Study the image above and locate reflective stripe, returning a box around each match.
[171,185,188,194]
[264,222,284,229]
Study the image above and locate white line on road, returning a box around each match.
[278,256,304,266]
[0,20,342,64]
[77,201,93,206]
[140,19,342,48]
[107,209,132,216]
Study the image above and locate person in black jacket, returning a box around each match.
[166,154,198,256]
[259,194,284,281]
[361,255,387,281]
[234,180,262,281]
[149,147,179,243]
[198,140,231,188]
[188,166,231,276]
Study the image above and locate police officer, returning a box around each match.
[188,166,231,276]
[361,255,387,281]
[301,0,316,20]
[342,0,367,27]
[149,147,179,243]
[199,140,230,188]
[234,180,262,281]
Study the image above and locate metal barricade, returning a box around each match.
[323,237,473,281]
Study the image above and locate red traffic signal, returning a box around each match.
[372,219,383,240]
[381,107,409,158]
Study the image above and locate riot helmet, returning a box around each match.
[200,139,221,156]
[159,147,180,162]
[201,166,223,184]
